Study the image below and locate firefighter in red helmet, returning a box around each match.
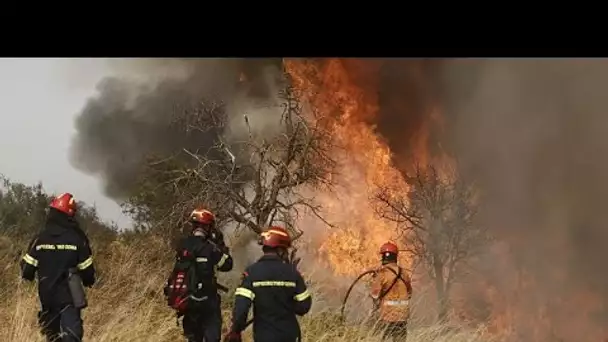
[224,226,312,342]
[370,241,413,340]
[164,207,233,342]
[21,193,96,342]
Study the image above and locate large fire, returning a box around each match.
[286,59,414,275]
[283,58,608,341]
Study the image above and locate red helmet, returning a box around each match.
[260,226,292,249]
[49,193,77,216]
[380,241,399,256]
[189,208,215,225]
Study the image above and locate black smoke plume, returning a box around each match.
[69,58,282,200]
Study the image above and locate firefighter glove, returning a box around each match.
[223,331,242,342]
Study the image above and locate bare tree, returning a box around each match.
[123,80,336,248]
[374,162,489,322]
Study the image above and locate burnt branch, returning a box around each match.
[123,80,336,247]
[374,186,424,231]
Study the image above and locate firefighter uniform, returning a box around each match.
[21,204,95,342]
[370,263,412,340]
[172,234,234,342]
[230,254,312,342]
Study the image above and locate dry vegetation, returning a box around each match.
[0,71,493,341]
[0,231,491,342]
[0,178,490,341]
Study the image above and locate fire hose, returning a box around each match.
[340,266,406,323]
[340,269,379,322]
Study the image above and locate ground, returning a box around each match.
[0,232,490,342]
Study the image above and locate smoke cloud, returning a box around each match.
[379,58,608,336]
[69,58,283,200]
[442,59,608,304]
[339,58,608,336]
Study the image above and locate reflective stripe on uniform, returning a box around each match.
[36,244,55,250]
[252,281,296,287]
[35,244,77,251]
[384,300,409,306]
[77,256,93,270]
[294,289,311,301]
[235,287,255,300]
[217,254,229,268]
[196,257,208,262]
[56,244,77,250]
[190,295,209,302]
[22,254,38,267]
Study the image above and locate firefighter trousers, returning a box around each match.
[381,321,408,341]
[38,305,83,342]
[182,308,222,342]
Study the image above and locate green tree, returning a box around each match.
[0,175,117,243]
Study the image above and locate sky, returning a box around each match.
[0,58,130,227]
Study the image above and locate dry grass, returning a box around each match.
[0,234,491,342]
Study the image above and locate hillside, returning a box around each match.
[0,178,489,342]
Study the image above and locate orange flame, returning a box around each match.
[286,58,414,275]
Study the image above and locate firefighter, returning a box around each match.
[20,193,96,342]
[167,208,234,342]
[370,241,413,341]
[224,226,312,342]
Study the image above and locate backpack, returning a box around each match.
[165,248,207,315]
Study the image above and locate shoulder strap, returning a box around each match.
[378,266,406,301]
[180,246,210,293]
